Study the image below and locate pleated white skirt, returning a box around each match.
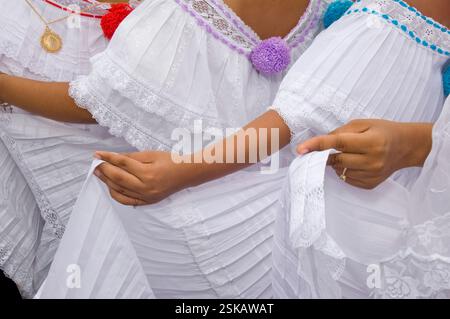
[0,138,43,298]
[38,161,288,298]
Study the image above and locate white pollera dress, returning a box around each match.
[0,0,139,297]
[269,0,449,298]
[36,0,331,298]
[374,96,450,299]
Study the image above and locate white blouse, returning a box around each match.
[0,0,116,297]
[36,0,331,299]
[270,0,449,298]
[375,96,450,298]
[0,0,111,80]
[70,0,330,151]
[376,98,450,299]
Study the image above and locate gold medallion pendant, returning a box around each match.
[40,27,62,53]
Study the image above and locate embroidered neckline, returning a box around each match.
[347,0,450,56]
[43,0,111,19]
[212,0,320,44]
[175,0,326,55]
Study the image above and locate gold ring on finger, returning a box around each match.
[339,168,348,182]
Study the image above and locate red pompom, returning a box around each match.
[101,3,133,40]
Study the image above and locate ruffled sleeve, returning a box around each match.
[270,0,448,144]
[70,0,331,151]
[70,0,255,151]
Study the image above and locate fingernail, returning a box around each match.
[94,169,100,177]
[298,148,310,155]
[93,152,101,159]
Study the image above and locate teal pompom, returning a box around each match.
[323,0,354,29]
[444,64,450,97]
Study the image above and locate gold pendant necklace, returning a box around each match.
[24,0,102,54]
[40,26,63,53]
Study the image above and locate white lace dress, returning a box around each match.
[36,0,331,298]
[269,0,449,298]
[0,0,134,298]
[374,96,450,299]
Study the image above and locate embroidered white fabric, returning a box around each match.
[270,0,449,298]
[0,137,42,298]
[280,150,346,298]
[374,97,450,299]
[0,0,134,297]
[38,0,330,299]
[70,0,329,151]
[359,0,450,52]
[0,0,110,81]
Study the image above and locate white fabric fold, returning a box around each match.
[0,0,130,297]
[375,97,450,298]
[37,160,155,299]
[38,158,288,298]
[271,0,449,298]
[281,150,346,298]
[36,0,328,298]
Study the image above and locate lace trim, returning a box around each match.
[176,0,254,53]
[373,212,450,298]
[175,0,327,55]
[286,0,328,49]
[281,151,346,297]
[0,239,34,298]
[0,127,65,240]
[69,77,171,152]
[69,52,234,150]
[0,38,91,82]
[271,74,371,140]
[207,0,260,45]
[348,0,450,56]
[43,0,111,18]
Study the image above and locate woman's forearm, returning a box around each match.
[182,110,292,188]
[0,74,95,123]
[398,122,433,168]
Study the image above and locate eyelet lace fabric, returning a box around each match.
[349,0,450,56]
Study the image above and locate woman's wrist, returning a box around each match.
[0,73,7,103]
[398,122,433,168]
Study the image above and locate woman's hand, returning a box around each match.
[94,151,195,206]
[297,119,433,189]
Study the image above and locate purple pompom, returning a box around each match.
[250,37,291,75]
